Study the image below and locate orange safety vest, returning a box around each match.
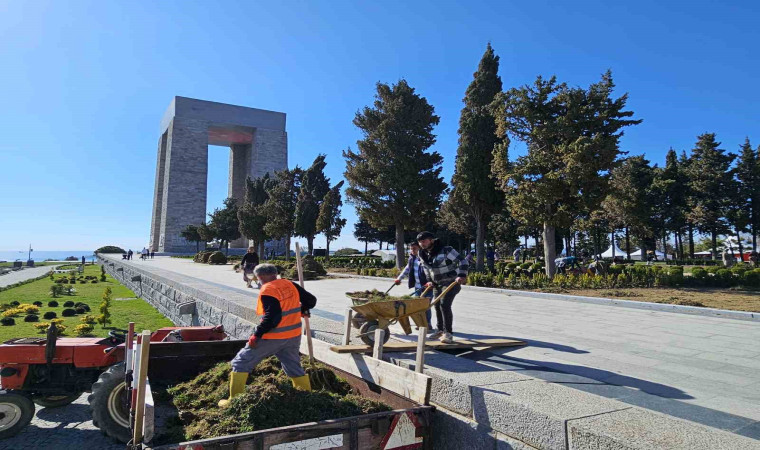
[256,279,302,339]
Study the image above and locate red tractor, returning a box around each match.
[0,324,227,441]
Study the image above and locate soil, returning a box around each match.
[155,356,390,443]
[346,289,414,303]
[546,287,760,312]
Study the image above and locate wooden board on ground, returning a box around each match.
[330,338,526,354]
[300,338,432,405]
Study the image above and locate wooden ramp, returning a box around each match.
[330,338,526,354]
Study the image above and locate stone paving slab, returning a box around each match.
[0,265,57,288]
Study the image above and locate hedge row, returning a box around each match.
[316,256,395,269]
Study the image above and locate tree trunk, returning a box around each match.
[285,235,291,260]
[326,238,331,263]
[688,226,695,259]
[736,229,743,262]
[475,216,486,272]
[394,224,405,270]
[625,227,631,260]
[711,228,718,261]
[258,240,265,260]
[196,241,199,253]
[307,236,314,255]
[752,223,757,253]
[364,241,368,256]
[544,223,556,277]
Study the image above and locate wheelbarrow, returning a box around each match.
[348,282,458,346]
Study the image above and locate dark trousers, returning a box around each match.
[433,283,460,333]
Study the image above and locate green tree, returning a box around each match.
[344,80,446,269]
[98,287,112,329]
[655,149,688,258]
[263,168,302,260]
[180,224,203,253]
[450,44,504,271]
[685,133,736,259]
[679,150,697,258]
[353,218,380,255]
[602,156,656,259]
[238,174,272,256]
[334,248,360,256]
[208,197,241,254]
[735,138,759,253]
[295,155,330,255]
[197,223,214,250]
[492,72,640,276]
[316,181,347,262]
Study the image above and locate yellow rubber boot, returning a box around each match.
[291,374,312,391]
[218,371,249,407]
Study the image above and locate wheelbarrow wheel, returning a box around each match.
[351,312,367,330]
[359,320,390,346]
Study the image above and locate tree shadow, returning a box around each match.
[452,331,589,355]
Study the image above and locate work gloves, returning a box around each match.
[247,335,259,348]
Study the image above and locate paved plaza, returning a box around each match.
[112,256,760,439]
[0,265,57,288]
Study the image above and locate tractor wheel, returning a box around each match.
[0,391,34,439]
[33,392,81,408]
[88,362,130,443]
[359,320,390,346]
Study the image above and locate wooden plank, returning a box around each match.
[372,329,385,360]
[415,327,427,374]
[330,338,526,354]
[132,330,151,445]
[301,338,431,405]
[342,308,353,345]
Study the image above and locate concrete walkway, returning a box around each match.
[0,265,56,288]
[102,255,760,440]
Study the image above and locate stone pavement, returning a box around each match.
[101,255,760,440]
[0,265,56,288]
[0,393,121,450]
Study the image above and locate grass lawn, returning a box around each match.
[0,265,173,342]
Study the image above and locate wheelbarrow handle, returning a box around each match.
[429,282,458,308]
[420,285,432,297]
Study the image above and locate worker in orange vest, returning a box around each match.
[219,263,317,407]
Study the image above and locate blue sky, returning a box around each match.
[1,0,758,252]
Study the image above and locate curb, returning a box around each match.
[327,272,760,323]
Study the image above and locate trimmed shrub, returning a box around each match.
[43,311,57,320]
[48,300,59,307]
[2,308,22,318]
[705,266,720,275]
[19,305,39,314]
[63,301,75,307]
[1,317,15,326]
[745,270,760,287]
[91,280,98,283]
[80,314,97,324]
[24,314,39,322]
[75,307,86,314]
[9,301,19,306]
[74,323,94,337]
[691,267,708,283]
[714,269,733,287]
[62,308,77,317]
[33,301,43,307]
[208,251,228,265]
[95,245,126,254]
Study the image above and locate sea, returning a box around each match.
[0,250,97,263]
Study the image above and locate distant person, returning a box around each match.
[749,251,758,268]
[394,241,434,329]
[417,231,469,344]
[513,247,521,262]
[241,247,260,288]
[127,249,133,260]
[81,255,85,266]
[486,248,495,272]
[150,250,155,259]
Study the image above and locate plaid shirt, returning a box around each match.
[419,240,469,286]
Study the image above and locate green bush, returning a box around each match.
[33,301,43,307]
[1,318,15,326]
[208,251,228,265]
[75,307,86,314]
[63,301,75,307]
[49,285,64,298]
[24,314,39,322]
[62,308,77,317]
[705,266,720,275]
[334,248,361,257]
[43,311,57,320]
[9,301,19,306]
[95,246,126,254]
[744,270,760,287]
[691,267,708,283]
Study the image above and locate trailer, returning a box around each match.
[136,338,434,450]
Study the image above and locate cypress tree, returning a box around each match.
[208,197,241,254]
[450,44,504,271]
[735,138,759,253]
[344,80,446,269]
[238,175,271,255]
[316,181,347,262]
[685,133,736,259]
[353,219,380,255]
[295,155,330,255]
[264,168,302,259]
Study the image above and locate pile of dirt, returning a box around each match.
[164,357,390,441]
[346,289,415,303]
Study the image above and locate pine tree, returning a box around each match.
[238,175,272,255]
[295,155,330,255]
[208,198,241,254]
[197,223,214,250]
[656,149,688,258]
[353,218,379,255]
[344,80,446,269]
[263,168,302,259]
[735,138,759,252]
[180,224,202,253]
[98,287,112,329]
[450,44,504,271]
[492,72,640,276]
[685,133,736,259]
[316,181,346,262]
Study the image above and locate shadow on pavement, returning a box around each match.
[453,331,590,354]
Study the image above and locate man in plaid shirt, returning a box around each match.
[416,231,469,343]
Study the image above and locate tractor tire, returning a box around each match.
[88,362,130,443]
[0,390,34,439]
[359,320,390,346]
[33,392,81,408]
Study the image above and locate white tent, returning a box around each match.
[372,250,396,262]
[600,243,627,259]
[629,249,670,260]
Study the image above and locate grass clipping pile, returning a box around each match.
[165,356,391,441]
[347,289,415,303]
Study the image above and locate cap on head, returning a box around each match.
[416,231,435,241]
[410,241,421,248]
